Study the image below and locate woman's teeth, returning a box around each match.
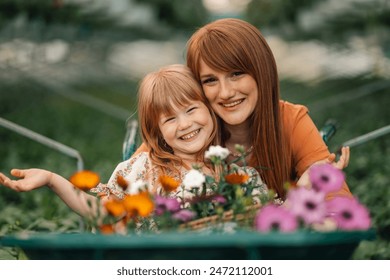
[222,99,243,108]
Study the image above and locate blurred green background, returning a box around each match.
[0,0,389,259]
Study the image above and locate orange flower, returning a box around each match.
[116,175,129,191]
[122,191,154,217]
[99,224,115,235]
[159,175,180,192]
[104,198,126,217]
[225,173,249,185]
[69,170,100,191]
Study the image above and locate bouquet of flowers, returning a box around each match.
[70,145,371,235]
[255,163,371,232]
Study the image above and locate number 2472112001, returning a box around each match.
[209,266,273,276]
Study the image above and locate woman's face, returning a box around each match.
[198,59,258,127]
[158,101,213,160]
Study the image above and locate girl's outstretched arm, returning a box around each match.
[0,168,98,218]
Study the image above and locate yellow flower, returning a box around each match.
[122,191,154,217]
[104,198,126,217]
[99,224,115,235]
[159,175,180,193]
[69,170,100,191]
[225,173,249,185]
[116,175,129,191]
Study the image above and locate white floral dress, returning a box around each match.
[90,152,269,202]
[90,152,193,199]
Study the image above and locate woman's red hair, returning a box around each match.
[186,18,291,199]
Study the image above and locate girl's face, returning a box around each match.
[198,59,258,127]
[159,101,213,160]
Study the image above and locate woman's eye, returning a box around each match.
[232,71,244,77]
[201,77,216,84]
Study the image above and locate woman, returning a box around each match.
[185,18,351,200]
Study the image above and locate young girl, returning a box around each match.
[0,65,264,217]
[91,64,220,200]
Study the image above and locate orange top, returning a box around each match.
[280,101,352,199]
[134,101,352,200]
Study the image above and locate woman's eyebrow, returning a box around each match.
[200,73,213,79]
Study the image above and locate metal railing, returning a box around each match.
[341,124,390,149]
[0,117,84,171]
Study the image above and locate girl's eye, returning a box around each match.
[163,117,175,124]
[187,107,197,113]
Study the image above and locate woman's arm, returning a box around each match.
[282,102,352,198]
[0,168,98,218]
[296,146,353,199]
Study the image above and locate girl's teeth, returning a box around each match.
[181,129,200,140]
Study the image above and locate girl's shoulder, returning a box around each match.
[127,151,151,165]
[90,152,154,199]
[115,152,151,173]
[119,151,154,183]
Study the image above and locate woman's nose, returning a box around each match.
[219,80,235,100]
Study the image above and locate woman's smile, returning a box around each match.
[220,98,245,109]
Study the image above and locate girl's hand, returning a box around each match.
[0,168,52,192]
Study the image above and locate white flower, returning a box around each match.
[205,145,230,160]
[183,169,206,190]
[128,179,148,194]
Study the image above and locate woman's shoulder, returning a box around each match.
[279,100,312,131]
[279,100,308,118]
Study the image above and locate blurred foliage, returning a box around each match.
[0,0,210,40]
[0,0,118,29]
[245,0,390,47]
[133,0,209,31]
[246,0,321,28]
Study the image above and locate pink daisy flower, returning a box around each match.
[172,209,196,222]
[309,163,345,194]
[212,195,227,204]
[287,187,327,225]
[326,197,371,230]
[254,204,298,232]
[154,196,181,216]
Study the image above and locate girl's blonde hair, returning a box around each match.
[138,64,218,176]
[186,18,291,199]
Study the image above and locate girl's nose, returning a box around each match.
[178,116,192,130]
